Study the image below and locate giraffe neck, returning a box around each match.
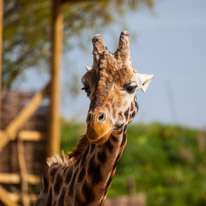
[78,125,128,206]
[35,126,128,206]
[67,125,127,206]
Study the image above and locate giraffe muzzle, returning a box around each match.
[86,112,113,144]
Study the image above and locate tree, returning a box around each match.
[2,0,154,89]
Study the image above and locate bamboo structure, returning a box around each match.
[0,83,50,152]
[0,0,64,204]
[48,0,63,157]
[17,138,30,206]
[0,89,49,205]
[0,173,41,185]
[0,186,19,206]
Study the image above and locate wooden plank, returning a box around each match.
[0,173,41,185]
[0,130,46,141]
[5,82,50,139]
[17,138,30,205]
[0,131,9,151]
[48,0,63,157]
[6,192,37,204]
[0,186,19,206]
[18,130,46,141]
[0,82,50,152]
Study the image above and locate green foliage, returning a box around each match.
[61,122,206,206]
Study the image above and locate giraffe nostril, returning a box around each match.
[97,113,106,122]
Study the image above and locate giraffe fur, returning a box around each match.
[35,31,154,206]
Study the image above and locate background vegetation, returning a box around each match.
[2,1,205,205]
[61,121,206,206]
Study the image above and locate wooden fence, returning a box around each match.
[0,86,50,206]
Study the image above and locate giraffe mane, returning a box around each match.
[47,135,90,167]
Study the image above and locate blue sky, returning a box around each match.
[14,0,206,128]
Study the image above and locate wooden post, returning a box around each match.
[48,0,63,157]
[0,0,3,127]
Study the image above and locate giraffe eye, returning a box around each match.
[126,85,137,94]
[81,86,91,96]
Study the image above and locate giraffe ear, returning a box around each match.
[136,73,154,93]
[85,66,92,71]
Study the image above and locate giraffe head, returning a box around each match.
[82,31,154,144]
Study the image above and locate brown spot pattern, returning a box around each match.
[124,108,129,120]
[68,172,76,196]
[46,187,52,206]
[57,187,66,206]
[43,174,49,193]
[88,156,102,184]
[121,133,127,147]
[97,150,107,164]
[78,166,85,183]
[54,173,63,195]
[75,191,84,206]
[82,180,95,204]
[65,167,73,184]
[49,165,60,183]
[105,140,114,153]
[110,134,118,142]
[80,145,90,167]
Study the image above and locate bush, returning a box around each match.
[61,122,206,206]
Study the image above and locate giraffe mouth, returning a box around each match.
[86,127,113,145]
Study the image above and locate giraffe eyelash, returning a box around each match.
[125,85,137,93]
[81,86,91,96]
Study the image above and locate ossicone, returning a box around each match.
[115,31,131,67]
[92,34,107,65]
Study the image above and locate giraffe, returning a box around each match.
[34,31,154,206]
